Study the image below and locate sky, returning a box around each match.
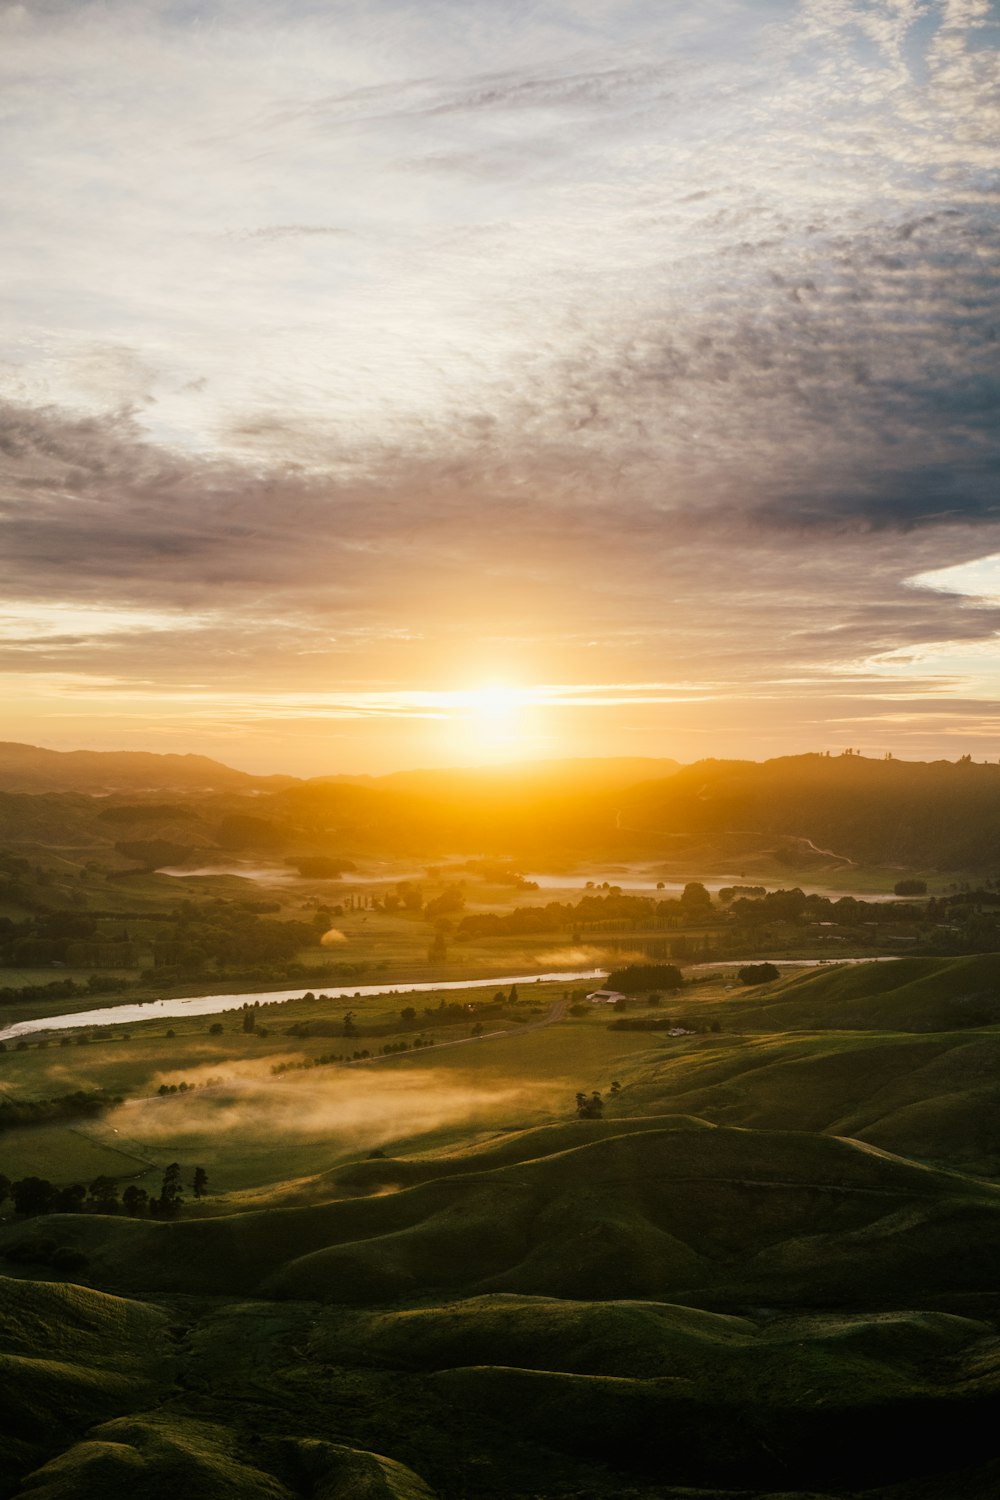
[1,0,999,775]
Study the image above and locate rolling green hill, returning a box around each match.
[726,953,1000,1031]
[2,1125,1000,1498]
[624,1030,1000,1176]
[2,1122,997,1311]
[3,938,1000,1496]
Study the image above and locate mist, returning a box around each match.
[108,1064,562,1152]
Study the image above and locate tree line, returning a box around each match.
[0,1162,207,1219]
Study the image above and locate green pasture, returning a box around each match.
[0,980,658,1192]
[0,968,138,989]
[3,953,999,1195]
[0,1124,154,1186]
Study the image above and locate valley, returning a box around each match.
[1,746,1000,1497]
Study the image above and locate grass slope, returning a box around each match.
[727,954,1000,1032]
[622,1031,1000,1175]
[0,1277,173,1490]
[3,1123,997,1311]
[5,952,1000,1499]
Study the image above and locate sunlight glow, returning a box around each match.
[456,683,527,758]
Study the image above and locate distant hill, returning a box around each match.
[367,757,681,798]
[281,758,681,856]
[0,742,296,796]
[6,744,1000,872]
[616,752,1000,870]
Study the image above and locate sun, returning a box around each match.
[467,683,522,726]
[452,682,530,760]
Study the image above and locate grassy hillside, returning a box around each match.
[2,1121,997,1311]
[3,955,1000,1498]
[2,1145,1000,1497]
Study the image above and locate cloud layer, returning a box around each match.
[1,0,998,768]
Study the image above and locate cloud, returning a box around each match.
[0,0,997,765]
[227,224,349,242]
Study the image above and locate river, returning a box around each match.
[0,956,901,1045]
[0,968,606,1044]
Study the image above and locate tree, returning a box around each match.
[157,1162,184,1217]
[737,963,780,985]
[87,1175,120,1214]
[192,1166,208,1200]
[0,1173,10,1207]
[122,1184,149,1217]
[12,1176,58,1216]
[606,964,683,993]
[209,1022,224,1036]
[343,1011,357,1038]
[680,881,712,908]
[424,886,465,920]
[57,1183,86,1213]
[508,984,519,1004]
[398,882,423,912]
[894,879,928,896]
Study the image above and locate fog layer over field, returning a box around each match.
[112,1066,560,1149]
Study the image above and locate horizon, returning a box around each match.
[2,2,998,775]
[5,735,999,783]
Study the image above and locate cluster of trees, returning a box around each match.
[400,991,513,1027]
[0,1088,122,1134]
[456,890,686,941]
[145,904,317,974]
[0,1163,207,1219]
[273,1052,354,1074]
[737,963,780,984]
[0,975,132,1008]
[270,1036,446,1076]
[605,964,684,993]
[0,898,320,983]
[575,1081,621,1118]
[449,881,1000,959]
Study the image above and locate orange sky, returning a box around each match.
[2,1,999,775]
